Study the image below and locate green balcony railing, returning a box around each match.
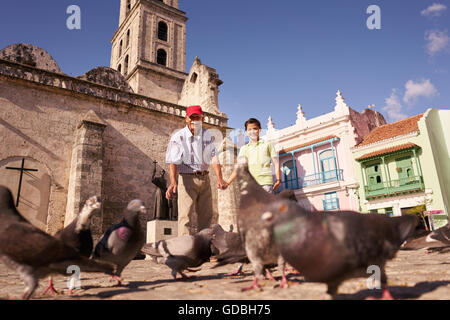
[364,176,424,198]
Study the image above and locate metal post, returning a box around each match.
[292,152,299,189]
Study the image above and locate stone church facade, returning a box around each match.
[0,0,238,241]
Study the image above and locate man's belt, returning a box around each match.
[180,171,209,176]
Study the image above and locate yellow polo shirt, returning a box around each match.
[238,140,277,186]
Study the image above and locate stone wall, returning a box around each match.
[0,58,228,241]
[178,57,224,116]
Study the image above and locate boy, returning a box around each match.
[227,118,281,193]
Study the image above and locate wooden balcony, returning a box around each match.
[364,176,424,199]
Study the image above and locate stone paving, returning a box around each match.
[0,250,449,300]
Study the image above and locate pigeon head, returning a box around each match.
[0,186,16,210]
[211,224,226,238]
[126,199,146,215]
[197,227,215,241]
[261,199,303,227]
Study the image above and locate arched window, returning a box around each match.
[126,29,130,47]
[157,49,167,66]
[119,40,123,57]
[118,64,122,73]
[158,21,168,41]
[126,0,132,15]
[124,55,129,76]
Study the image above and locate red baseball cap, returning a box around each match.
[186,105,203,118]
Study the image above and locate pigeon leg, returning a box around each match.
[241,276,262,292]
[226,264,244,276]
[109,275,123,286]
[20,273,38,300]
[367,270,394,300]
[322,283,338,300]
[367,285,395,300]
[42,277,59,295]
[264,268,276,281]
[179,272,195,280]
[279,268,289,289]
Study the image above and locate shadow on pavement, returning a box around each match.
[335,280,450,300]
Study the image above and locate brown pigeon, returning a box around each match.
[0,186,116,300]
[262,199,418,299]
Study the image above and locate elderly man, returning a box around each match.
[165,105,228,236]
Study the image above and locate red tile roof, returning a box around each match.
[279,135,338,154]
[357,114,424,146]
[356,143,420,161]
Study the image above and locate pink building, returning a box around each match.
[265,91,386,212]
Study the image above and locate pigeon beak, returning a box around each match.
[140,206,147,214]
[262,211,274,222]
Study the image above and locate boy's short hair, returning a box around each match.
[244,118,261,130]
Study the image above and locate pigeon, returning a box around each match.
[42,196,101,295]
[215,159,287,291]
[262,199,418,299]
[0,186,117,300]
[211,224,248,275]
[91,199,146,285]
[141,228,214,280]
[212,190,298,276]
[401,222,450,253]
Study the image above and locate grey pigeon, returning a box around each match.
[141,228,214,280]
[42,196,101,295]
[211,224,245,258]
[211,224,248,275]
[0,186,117,300]
[212,191,298,276]
[401,223,450,253]
[262,199,418,299]
[91,199,146,285]
[217,159,287,291]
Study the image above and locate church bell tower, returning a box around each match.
[110,0,188,103]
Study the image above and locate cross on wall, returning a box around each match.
[5,158,38,207]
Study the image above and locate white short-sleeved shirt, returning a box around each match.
[166,126,216,173]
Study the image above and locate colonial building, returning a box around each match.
[265,90,386,212]
[352,109,450,228]
[0,0,236,239]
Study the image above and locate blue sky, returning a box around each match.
[0,1,449,131]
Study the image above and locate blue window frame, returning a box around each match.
[323,192,339,211]
[319,149,338,183]
[282,160,296,189]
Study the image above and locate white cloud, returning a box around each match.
[383,89,407,122]
[403,79,438,104]
[425,30,450,56]
[421,3,447,18]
